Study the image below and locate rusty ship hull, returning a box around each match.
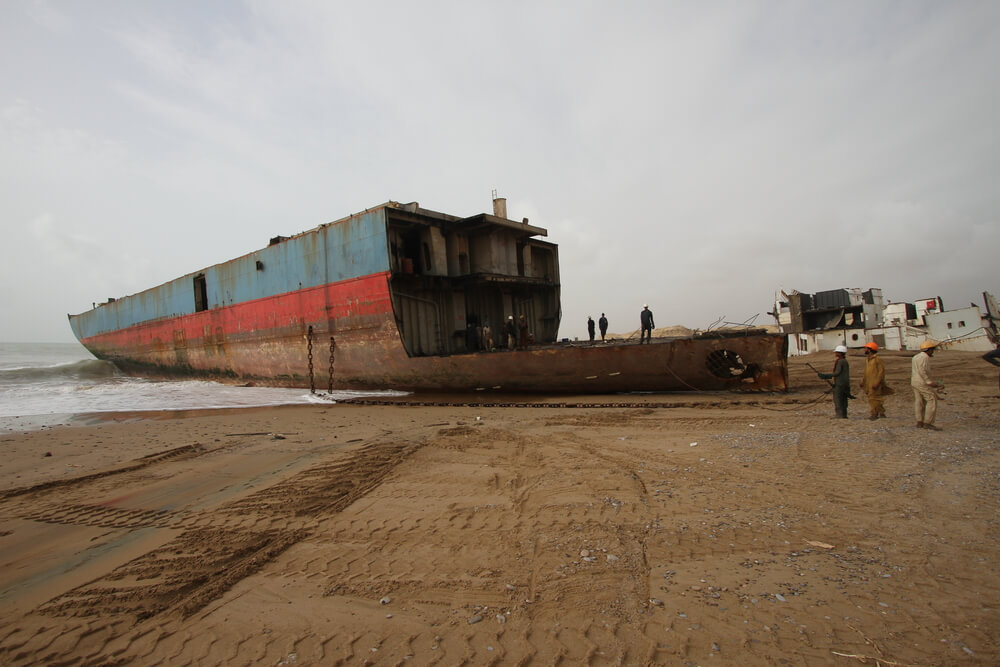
[69,201,788,394]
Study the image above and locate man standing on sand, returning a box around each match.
[599,313,608,341]
[860,341,889,420]
[818,344,851,418]
[639,304,654,344]
[587,316,596,343]
[911,340,943,430]
[984,342,1000,393]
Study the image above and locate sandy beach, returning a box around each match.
[1,350,998,665]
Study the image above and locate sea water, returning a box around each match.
[0,342,406,432]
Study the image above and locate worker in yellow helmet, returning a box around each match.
[860,342,891,420]
[911,340,943,430]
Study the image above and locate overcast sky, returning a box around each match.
[2,1,997,344]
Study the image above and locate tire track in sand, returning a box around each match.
[0,440,421,667]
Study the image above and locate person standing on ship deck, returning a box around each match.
[466,314,480,352]
[639,305,654,344]
[482,321,494,351]
[518,315,529,350]
[599,313,608,341]
[587,316,596,343]
[504,316,517,350]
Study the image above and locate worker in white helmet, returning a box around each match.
[817,345,851,418]
[504,315,517,350]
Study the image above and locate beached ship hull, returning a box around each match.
[69,201,788,393]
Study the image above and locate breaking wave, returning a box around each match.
[0,343,411,427]
[0,359,122,386]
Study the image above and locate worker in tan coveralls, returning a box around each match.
[911,340,942,430]
[860,341,890,420]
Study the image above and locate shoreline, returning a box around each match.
[1,351,997,664]
[0,403,321,435]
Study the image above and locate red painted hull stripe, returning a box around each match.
[81,272,392,347]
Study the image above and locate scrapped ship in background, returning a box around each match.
[68,199,788,394]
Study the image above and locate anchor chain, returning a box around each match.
[307,325,315,394]
[336,397,812,409]
[328,337,335,393]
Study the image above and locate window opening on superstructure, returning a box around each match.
[194,274,208,312]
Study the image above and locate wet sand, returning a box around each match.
[1,350,998,665]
